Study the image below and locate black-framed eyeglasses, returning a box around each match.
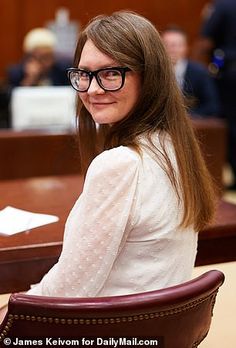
[67,67,131,92]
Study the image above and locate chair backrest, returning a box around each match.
[0,270,224,348]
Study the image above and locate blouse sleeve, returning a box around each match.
[27,147,140,297]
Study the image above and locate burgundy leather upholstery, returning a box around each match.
[0,270,224,348]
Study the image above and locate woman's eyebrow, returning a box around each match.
[78,63,119,70]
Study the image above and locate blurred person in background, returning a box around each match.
[162,26,219,118]
[200,0,236,190]
[8,28,71,87]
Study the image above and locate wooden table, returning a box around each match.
[197,200,236,266]
[0,175,235,294]
[0,175,83,293]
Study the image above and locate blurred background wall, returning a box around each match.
[0,0,209,81]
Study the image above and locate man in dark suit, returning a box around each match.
[200,0,236,189]
[162,26,219,117]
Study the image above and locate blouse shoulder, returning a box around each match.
[86,146,141,179]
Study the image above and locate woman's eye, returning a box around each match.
[78,71,89,79]
[103,70,120,79]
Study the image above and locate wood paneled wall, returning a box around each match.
[0,0,208,80]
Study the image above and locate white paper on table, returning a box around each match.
[0,206,59,236]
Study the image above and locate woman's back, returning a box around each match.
[97,135,197,295]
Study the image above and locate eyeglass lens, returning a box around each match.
[70,69,124,91]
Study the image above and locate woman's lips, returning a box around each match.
[91,102,115,108]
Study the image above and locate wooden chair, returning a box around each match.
[0,270,224,348]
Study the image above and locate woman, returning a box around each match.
[26,11,215,297]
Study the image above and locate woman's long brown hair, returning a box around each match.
[73,11,216,231]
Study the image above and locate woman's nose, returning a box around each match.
[87,76,105,95]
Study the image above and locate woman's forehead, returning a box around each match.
[78,40,118,69]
